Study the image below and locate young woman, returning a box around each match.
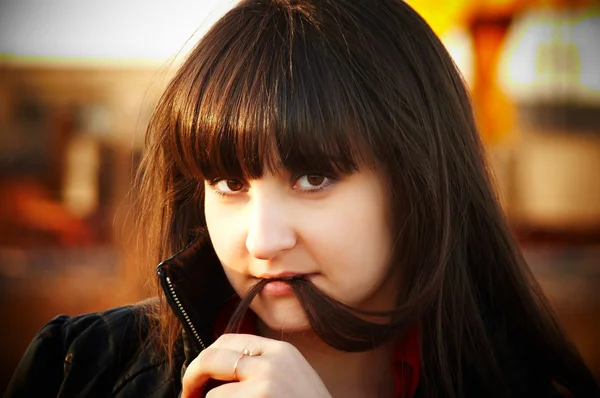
[7,0,600,397]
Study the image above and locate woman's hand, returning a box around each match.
[181,334,332,398]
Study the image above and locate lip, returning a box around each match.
[255,272,318,297]
[257,271,311,280]
[261,280,295,296]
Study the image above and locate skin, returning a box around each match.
[182,166,401,398]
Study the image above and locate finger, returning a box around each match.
[182,347,260,398]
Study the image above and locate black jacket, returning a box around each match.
[5,239,593,397]
[6,238,230,398]
[6,304,181,397]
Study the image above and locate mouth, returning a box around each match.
[254,272,317,296]
[257,271,311,280]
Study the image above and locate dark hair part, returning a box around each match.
[133,0,599,396]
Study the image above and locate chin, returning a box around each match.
[251,296,312,333]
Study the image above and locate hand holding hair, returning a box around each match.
[182,334,332,398]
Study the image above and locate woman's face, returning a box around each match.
[204,166,398,332]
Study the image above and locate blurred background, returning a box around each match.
[0,0,599,390]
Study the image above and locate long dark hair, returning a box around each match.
[133,0,599,396]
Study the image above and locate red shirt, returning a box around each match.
[211,298,421,397]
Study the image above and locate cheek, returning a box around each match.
[204,194,247,275]
[303,201,393,301]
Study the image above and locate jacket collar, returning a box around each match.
[157,236,235,364]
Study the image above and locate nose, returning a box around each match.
[245,195,296,260]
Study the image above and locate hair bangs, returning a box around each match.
[168,1,379,184]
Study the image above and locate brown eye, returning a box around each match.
[225,179,244,191]
[306,175,325,186]
[212,178,246,195]
[294,175,333,192]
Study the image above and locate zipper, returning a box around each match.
[157,264,206,351]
